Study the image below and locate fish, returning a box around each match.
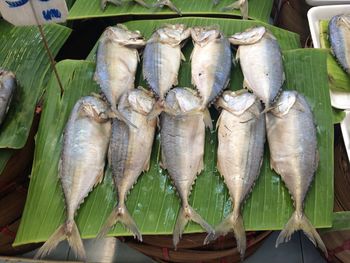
[100,0,149,11]
[265,90,327,256]
[98,87,156,241]
[0,69,16,125]
[204,90,265,259]
[329,14,350,74]
[160,87,214,248]
[94,24,146,117]
[191,26,232,109]
[213,0,248,20]
[143,24,190,116]
[153,0,182,15]
[229,26,285,109]
[35,96,112,260]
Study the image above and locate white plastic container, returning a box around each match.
[308,6,350,162]
[307,0,350,6]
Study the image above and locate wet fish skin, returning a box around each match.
[266,90,327,255]
[98,87,156,241]
[160,87,214,248]
[329,14,350,74]
[229,27,284,109]
[35,96,112,260]
[94,24,146,115]
[191,27,232,108]
[205,90,265,259]
[0,69,16,125]
[143,24,191,101]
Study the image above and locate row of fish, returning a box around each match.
[101,0,249,19]
[329,14,350,75]
[35,24,327,260]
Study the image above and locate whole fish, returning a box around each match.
[329,14,350,74]
[0,69,16,125]
[205,90,265,259]
[143,24,190,115]
[229,26,284,109]
[191,27,232,109]
[266,90,327,255]
[98,87,156,241]
[100,0,149,11]
[214,0,249,20]
[94,24,145,117]
[35,96,112,260]
[160,87,213,248]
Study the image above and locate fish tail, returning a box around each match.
[153,0,182,15]
[204,211,246,259]
[34,220,86,260]
[98,204,142,242]
[276,211,327,257]
[173,205,214,249]
[222,0,248,20]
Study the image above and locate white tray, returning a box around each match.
[307,0,350,6]
[308,6,350,162]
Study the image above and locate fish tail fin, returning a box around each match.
[173,205,214,249]
[276,211,327,257]
[109,108,138,129]
[204,211,246,259]
[98,204,142,242]
[153,0,182,15]
[34,221,86,260]
[222,0,248,20]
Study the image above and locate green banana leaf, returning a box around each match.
[321,212,350,233]
[15,19,332,245]
[320,20,350,93]
[332,108,346,124]
[0,21,71,149]
[68,0,273,23]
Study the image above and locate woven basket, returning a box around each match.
[124,231,271,263]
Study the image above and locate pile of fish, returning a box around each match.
[100,0,249,19]
[329,14,350,75]
[35,24,327,260]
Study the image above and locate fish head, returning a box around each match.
[229,26,266,45]
[0,69,16,91]
[122,87,155,115]
[191,26,221,46]
[155,24,191,45]
[216,90,257,115]
[79,96,111,122]
[269,91,298,117]
[165,88,201,115]
[102,24,146,48]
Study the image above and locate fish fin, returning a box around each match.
[100,0,122,10]
[181,51,186,61]
[215,113,222,131]
[276,211,327,257]
[153,0,182,15]
[243,79,252,91]
[98,204,142,241]
[213,0,220,5]
[204,211,246,259]
[94,169,105,187]
[235,47,240,62]
[203,108,213,130]
[110,109,138,129]
[35,221,86,260]
[143,156,151,172]
[133,0,150,8]
[222,0,248,20]
[240,0,248,20]
[147,100,164,121]
[173,205,214,248]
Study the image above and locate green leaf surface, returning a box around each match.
[332,108,346,124]
[0,21,71,149]
[321,212,350,233]
[320,20,350,93]
[0,149,15,175]
[15,22,332,246]
[68,0,273,23]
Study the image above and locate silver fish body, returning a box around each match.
[191,27,232,108]
[98,87,156,241]
[205,91,265,259]
[266,91,327,255]
[160,88,213,247]
[0,69,16,125]
[143,24,190,101]
[36,96,112,260]
[329,14,350,74]
[94,25,145,114]
[229,27,284,108]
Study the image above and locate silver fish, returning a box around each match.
[205,90,265,259]
[229,27,285,109]
[94,24,146,116]
[191,26,232,108]
[160,87,213,248]
[266,90,327,255]
[100,0,149,11]
[98,87,156,241]
[35,96,112,260]
[0,69,16,125]
[214,0,249,20]
[329,14,350,74]
[143,24,190,104]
